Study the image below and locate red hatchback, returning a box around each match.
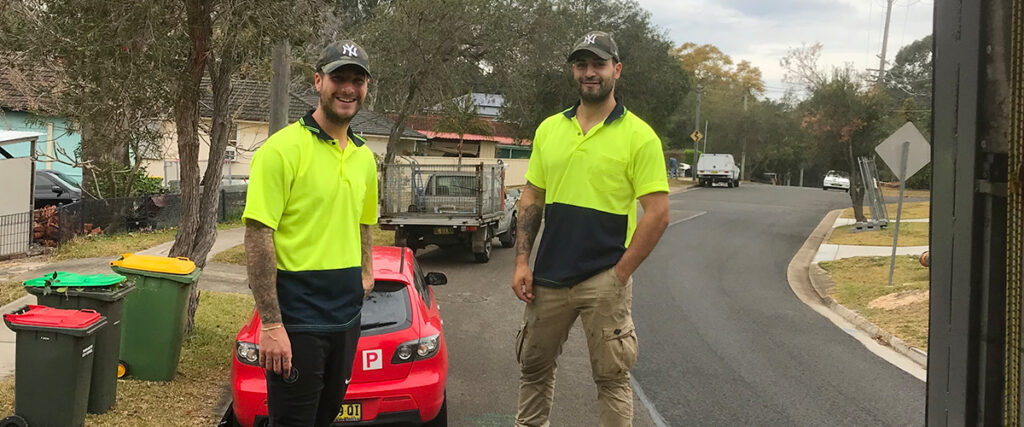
[227,246,449,426]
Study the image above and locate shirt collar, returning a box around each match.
[561,97,626,125]
[298,110,365,147]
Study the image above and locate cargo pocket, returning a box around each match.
[594,321,638,379]
[515,323,527,366]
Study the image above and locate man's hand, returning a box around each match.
[362,275,374,299]
[512,260,535,303]
[259,323,292,375]
[613,263,630,284]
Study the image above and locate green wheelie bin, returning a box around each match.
[2,305,107,427]
[22,272,135,415]
[109,253,202,381]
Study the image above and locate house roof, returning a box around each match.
[0,63,63,113]
[199,79,426,140]
[420,131,521,145]
[400,114,531,146]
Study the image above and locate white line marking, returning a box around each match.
[668,211,707,227]
[632,375,669,427]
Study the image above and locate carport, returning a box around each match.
[0,130,42,258]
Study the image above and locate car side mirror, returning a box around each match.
[425,272,447,286]
[51,185,63,195]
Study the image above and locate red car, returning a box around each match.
[227,246,449,426]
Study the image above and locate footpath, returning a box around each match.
[0,227,251,378]
[793,210,930,370]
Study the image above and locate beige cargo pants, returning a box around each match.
[515,267,638,427]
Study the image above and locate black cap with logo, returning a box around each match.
[568,31,619,62]
[316,40,372,77]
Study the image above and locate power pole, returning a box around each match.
[692,85,702,182]
[703,120,709,154]
[741,94,748,180]
[876,0,896,85]
[269,41,290,134]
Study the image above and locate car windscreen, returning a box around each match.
[49,170,82,190]
[360,280,412,335]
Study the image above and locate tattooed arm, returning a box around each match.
[511,182,545,303]
[360,224,374,298]
[245,220,291,375]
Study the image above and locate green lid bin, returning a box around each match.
[109,254,202,382]
[2,305,107,427]
[23,272,134,415]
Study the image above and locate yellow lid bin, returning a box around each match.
[110,253,197,275]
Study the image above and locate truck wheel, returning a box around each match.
[734,179,740,187]
[499,215,517,248]
[726,180,733,188]
[0,415,27,427]
[474,239,492,263]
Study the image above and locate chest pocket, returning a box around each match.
[587,152,630,194]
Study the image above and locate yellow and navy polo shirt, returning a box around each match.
[525,99,669,287]
[242,111,378,332]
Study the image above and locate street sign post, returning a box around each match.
[874,122,931,286]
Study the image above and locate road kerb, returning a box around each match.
[800,210,928,369]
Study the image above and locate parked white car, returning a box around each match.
[696,154,741,188]
[822,170,851,192]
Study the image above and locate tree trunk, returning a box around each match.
[846,142,867,222]
[181,55,234,336]
[383,81,420,165]
[457,135,464,170]
[168,0,212,336]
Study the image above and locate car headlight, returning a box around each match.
[392,334,441,364]
[236,341,260,366]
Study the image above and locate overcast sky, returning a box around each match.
[635,0,933,98]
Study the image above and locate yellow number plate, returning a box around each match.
[711,170,719,174]
[335,403,362,422]
[434,227,454,235]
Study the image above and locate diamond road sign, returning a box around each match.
[874,122,931,181]
[690,130,703,142]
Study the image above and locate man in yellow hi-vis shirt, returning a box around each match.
[242,40,378,427]
[511,31,671,427]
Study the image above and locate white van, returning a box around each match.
[696,154,741,188]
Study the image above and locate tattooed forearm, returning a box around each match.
[516,182,545,260]
[360,225,373,281]
[245,221,282,324]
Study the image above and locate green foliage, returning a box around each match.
[489,0,690,140]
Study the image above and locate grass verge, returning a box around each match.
[211,226,396,266]
[840,201,930,220]
[50,221,246,262]
[0,291,254,426]
[819,256,929,350]
[880,186,931,199]
[49,228,180,261]
[827,222,929,247]
[0,282,27,307]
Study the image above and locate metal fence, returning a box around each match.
[0,211,32,257]
[51,188,247,244]
[381,163,504,217]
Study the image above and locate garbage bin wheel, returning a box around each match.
[117,361,128,378]
[1,415,28,427]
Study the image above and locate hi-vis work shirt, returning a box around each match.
[525,99,669,288]
[242,111,378,332]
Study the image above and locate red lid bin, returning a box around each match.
[2,305,107,427]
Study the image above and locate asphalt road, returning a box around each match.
[420,182,925,426]
[633,183,925,426]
